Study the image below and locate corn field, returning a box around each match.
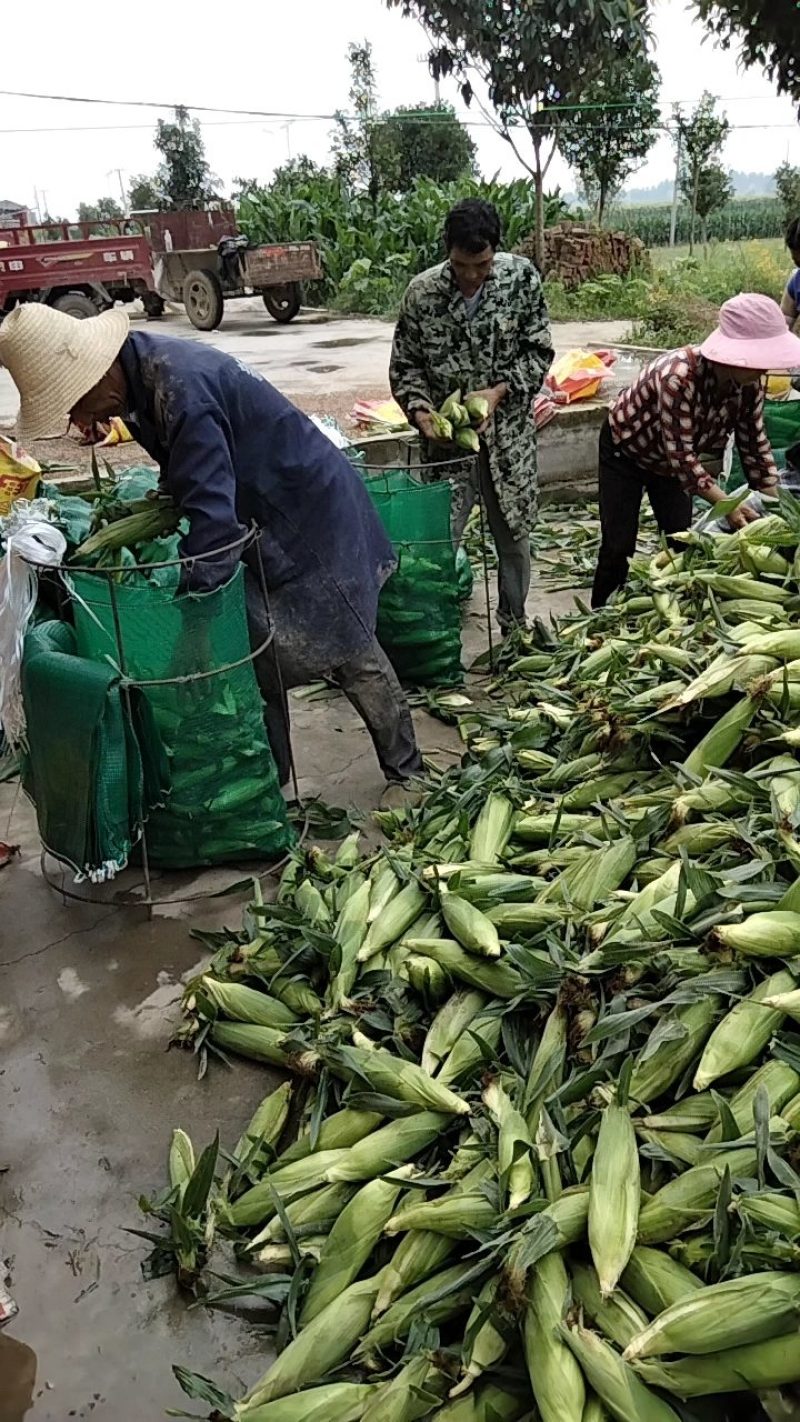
[141,485,800,1422]
[238,174,571,313]
[613,197,785,247]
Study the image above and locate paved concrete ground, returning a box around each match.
[0,302,630,423]
[0,555,581,1419]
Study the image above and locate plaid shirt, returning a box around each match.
[608,346,778,496]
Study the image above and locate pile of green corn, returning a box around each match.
[151,498,800,1422]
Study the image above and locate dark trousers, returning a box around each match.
[591,417,693,609]
[245,576,423,788]
[451,448,531,629]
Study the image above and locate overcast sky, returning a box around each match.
[1,0,798,219]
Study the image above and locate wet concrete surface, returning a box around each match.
[0,565,581,1419]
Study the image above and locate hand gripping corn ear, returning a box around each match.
[154,500,800,1421]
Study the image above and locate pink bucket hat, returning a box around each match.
[700,293,800,370]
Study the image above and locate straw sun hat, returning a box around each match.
[0,303,130,444]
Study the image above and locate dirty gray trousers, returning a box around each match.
[451,448,531,629]
[245,575,423,788]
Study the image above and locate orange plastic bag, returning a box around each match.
[546,349,612,405]
[0,434,40,517]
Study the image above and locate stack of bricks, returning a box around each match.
[517,223,650,288]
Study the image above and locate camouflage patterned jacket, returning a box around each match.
[390,253,554,538]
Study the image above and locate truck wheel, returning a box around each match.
[51,291,100,319]
[263,283,301,323]
[183,270,224,331]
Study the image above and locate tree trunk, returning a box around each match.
[702,216,709,260]
[689,164,700,256]
[533,134,545,273]
[598,183,607,229]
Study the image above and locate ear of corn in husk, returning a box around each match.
[620,1245,703,1316]
[168,1128,195,1197]
[327,878,372,1009]
[358,881,427,961]
[693,968,795,1090]
[560,1322,681,1422]
[323,1043,470,1115]
[570,1262,649,1349]
[227,1149,351,1227]
[403,938,524,998]
[233,1381,380,1422]
[249,1181,354,1248]
[440,890,501,958]
[210,1022,318,1076]
[588,1098,640,1296]
[327,1112,449,1182]
[436,1009,503,1086]
[629,1000,719,1105]
[201,976,297,1028]
[704,1059,800,1142]
[633,1332,800,1398]
[299,1167,413,1324]
[234,1081,293,1163]
[523,1251,585,1422]
[356,1260,486,1359]
[623,1270,800,1361]
[636,1146,757,1244]
[713,910,800,958]
[362,1353,450,1422]
[483,1076,536,1208]
[422,989,487,1075]
[373,1228,458,1315]
[431,1381,530,1421]
[274,1107,383,1167]
[468,793,514,863]
[449,1274,512,1398]
[384,1185,498,1238]
[241,1273,383,1407]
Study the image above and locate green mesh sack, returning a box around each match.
[364,469,463,687]
[21,620,169,880]
[69,563,294,868]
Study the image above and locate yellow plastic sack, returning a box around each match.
[0,435,40,517]
[546,349,610,404]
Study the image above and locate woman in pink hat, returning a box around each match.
[591,292,800,607]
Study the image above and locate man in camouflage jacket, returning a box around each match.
[390,198,554,629]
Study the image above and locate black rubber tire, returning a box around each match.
[51,290,99,319]
[183,269,224,330]
[262,283,301,323]
[142,292,165,319]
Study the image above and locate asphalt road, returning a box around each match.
[0,298,630,425]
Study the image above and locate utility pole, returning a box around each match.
[282,122,292,161]
[669,115,682,249]
[108,168,127,209]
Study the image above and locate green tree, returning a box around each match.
[776,163,800,227]
[693,1,800,104]
[382,104,477,190]
[331,41,399,203]
[557,57,661,226]
[154,105,218,210]
[692,161,734,254]
[77,196,123,224]
[385,0,649,267]
[676,92,730,256]
[128,174,165,211]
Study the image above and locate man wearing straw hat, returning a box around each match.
[0,303,423,791]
